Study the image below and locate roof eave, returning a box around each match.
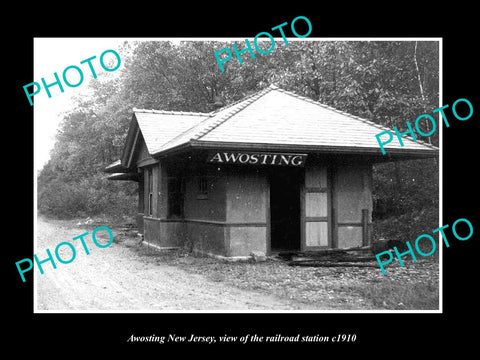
[106,172,139,181]
[104,160,128,173]
[149,139,438,162]
[121,114,141,169]
[188,140,439,159]
[150,141,193,158]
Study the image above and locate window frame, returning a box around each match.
[167,176,185,219]
[147,167,154,216]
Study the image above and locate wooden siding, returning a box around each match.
[302,163,330,250]
[333,163,373,248]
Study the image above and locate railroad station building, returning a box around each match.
[105,84,438,258]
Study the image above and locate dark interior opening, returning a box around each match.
[269,167,302,252]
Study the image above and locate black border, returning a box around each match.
[7,6,479,354]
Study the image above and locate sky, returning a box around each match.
[33,38,125,173]
[31,37,326,173]
[33,37,437,174]
[33,37,198,173]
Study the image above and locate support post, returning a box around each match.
[362,209,370,247]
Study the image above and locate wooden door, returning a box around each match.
[302,165,330,250]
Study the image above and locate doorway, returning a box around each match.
[269,167,302,252]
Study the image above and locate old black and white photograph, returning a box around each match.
[7,3,480,353]
[32,38,441,313]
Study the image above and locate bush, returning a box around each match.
[373,159,439,220]
[371,158,439,243]
[372,206,439,243]
[38,173,137,220]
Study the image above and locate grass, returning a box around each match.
[40,216,440,310]
[351,281,439,310]
[129,244,440,311]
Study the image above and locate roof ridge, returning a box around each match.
[207,85,276,115]
[133,108,210,117]
[273,87,391,130]
[193,85,275,141]
[273,87,437,150]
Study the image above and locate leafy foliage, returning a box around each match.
[38,40,439,235]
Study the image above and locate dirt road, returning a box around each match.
[35,217,301,311]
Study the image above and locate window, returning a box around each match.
[168,177,184,218]
[147,168,153,216]
[197,176,211,200]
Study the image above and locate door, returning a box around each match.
[302,165,330,249]
[269,168,302,252]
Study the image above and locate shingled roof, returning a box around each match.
[133,109,210,154]
[106,84,438,174]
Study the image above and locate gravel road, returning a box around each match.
[35,217,300,311]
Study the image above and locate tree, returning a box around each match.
[38,39,439,232]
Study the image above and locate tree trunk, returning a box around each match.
[413,41,431,145]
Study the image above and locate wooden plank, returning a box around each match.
[306,222,328,247]
[305,165,327,188]
[304,187,328,193]
[305,192,327,217]
[289,261,378,268]
[330,166,337,249]
[362,209,369,246]
[305,216,328,222]
[337,222,363,227]
[300,175,305,252]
